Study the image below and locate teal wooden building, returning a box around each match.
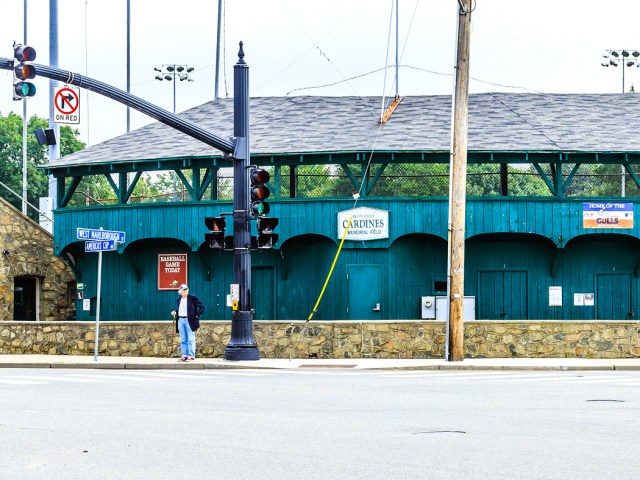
[44,94,640,322]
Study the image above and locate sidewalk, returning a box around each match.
[1,354,640,370]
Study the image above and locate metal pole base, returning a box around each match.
[224,310,260,361]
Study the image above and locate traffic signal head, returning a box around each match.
[14,45,36,62]
[14,81,36,98]
[204,216,226,249]
[250,168,271,216]
[14,63,36,80]
[12,44,37,100]
[257,217,279,249]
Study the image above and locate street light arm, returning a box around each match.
[0,57,235,154]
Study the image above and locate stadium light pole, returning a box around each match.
[153,64,195,114]
[601,49,640,93]
[601,49,639,197]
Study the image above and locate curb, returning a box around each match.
[0,363,631,371]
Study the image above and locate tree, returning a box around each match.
[0,112,85,221]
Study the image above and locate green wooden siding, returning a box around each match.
[57,199,640,321]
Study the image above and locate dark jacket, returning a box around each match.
[175,294,205,333]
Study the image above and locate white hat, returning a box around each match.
[178,284,189,292]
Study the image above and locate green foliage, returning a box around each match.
[0,111,85,221]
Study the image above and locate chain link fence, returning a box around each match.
[68,162,640,206]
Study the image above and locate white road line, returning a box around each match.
[376,372,573,380]
[5,375,102,383]
[69,374,159,381]
[115,372,212,379]
[116,371,273,379]
[541,376,638,384]
[0,379,46,385]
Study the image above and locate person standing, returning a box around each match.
[171,284,205,362]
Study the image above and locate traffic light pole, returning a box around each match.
[224,42,260,361]
[1,42,261,361]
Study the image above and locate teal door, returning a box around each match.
[347,265,383,320]
[479,270,528,320]
[252,267,275,320]
[596,273,632,320]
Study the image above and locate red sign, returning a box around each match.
[158,253,188,290]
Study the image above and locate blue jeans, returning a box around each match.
[178,317,195,358]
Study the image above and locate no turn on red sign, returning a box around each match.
[53,85,80,124]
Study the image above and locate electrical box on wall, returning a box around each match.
[435,296,476,321]
[421,296,436,319]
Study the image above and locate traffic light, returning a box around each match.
[205,216,226,250]
[250,168,271,216]
[12,43,37,100]
[257,217,279,249]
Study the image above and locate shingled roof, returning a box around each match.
[46,93,640,169]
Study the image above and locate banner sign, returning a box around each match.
[583,202,633,229]
[337,207,389,241]
[158,253,188,290]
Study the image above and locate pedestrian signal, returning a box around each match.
[205,216,226,250]
[257,217,279,249]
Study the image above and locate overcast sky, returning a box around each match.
[2,0,640,147]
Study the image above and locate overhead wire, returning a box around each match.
[307,0,399,322]
[380,0,396,120]
[277,0,379,119]
[254,0,368,95]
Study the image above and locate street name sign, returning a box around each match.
[77,227,126,243]
[85,240,117,252]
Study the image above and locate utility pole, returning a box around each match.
[447,0,472,361]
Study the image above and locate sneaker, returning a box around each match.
[186,357,195,361]
[178,357,187,362]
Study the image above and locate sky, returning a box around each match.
[2,0,640,147]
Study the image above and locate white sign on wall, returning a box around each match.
[549,286,563,307]
[337,207,389,241]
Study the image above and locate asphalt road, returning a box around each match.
[1,368,639,480]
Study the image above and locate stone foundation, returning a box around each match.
[1,320,639,358]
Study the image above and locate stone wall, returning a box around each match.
[1,320,639,359]
[0,197,75,321]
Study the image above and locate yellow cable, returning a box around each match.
[307,215,353,321]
